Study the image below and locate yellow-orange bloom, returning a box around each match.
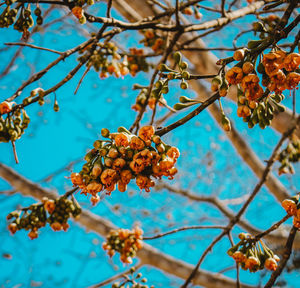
[120,169,132,185]
[285,72,300,90]
[28,230,38,240]
[241,74,260,91]
[8,223,17,234]
[112,158,126,170]
[100,169,117,186]
[130,136,145,150]
[136,175,154,192]
[283,53,300,71]
[86,181,103,196]
[51,222,62,231]
[166,147,180,160]
[225,67,243,85]
[0,101,12,114]
[115,133,129,147]
[281,199,297,216]
[44,200,55,214]
[138,125,155,142]
[70,173,84,186]
[71,6,83,19]
[265,258,278,271]
[232,251,246,263]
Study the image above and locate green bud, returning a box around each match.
[179,61,188,70]
[79,16,86,25]
[252,22,264,32]
[247,39,264,49]
[161,86,169,94]
[159,64,173,72]
[54,100,59,112]
[173,51,182,64]
[181,71,190,80]
[221,114,231,131]
[179,96,194,103]
[180,81,188,90]
[173,102,195,111]
[117,126,131,134]
[34,7,42,16]
[155,80,164,89]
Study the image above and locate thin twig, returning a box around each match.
[264,227,298,288]
[143,225,226,240]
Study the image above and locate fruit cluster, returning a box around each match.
[281,193,300,229]
[112,267,153,288]
[140,30,166,53]
[277,135,299,175]
[78,42,149,79]
[70,125,179,204]
[0,3,43,36]
[7,195,81,239]
[102,227,143,264]
[0,102,30,143]
[227,233,280,272]
[127,48,150,77]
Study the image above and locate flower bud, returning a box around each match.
[101,128,110,138]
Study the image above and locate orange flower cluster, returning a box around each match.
[140,29,166,53]
[228,233,280,272]
[102,227,143,264]
[78,42,149,79]
[262,52,300,93]
[127,48,150,77]
[70,126,179,204]
[225,61,263,101]
[7,196,81,240]
[281,193,300,229]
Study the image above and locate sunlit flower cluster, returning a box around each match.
[78,42,150,79]
[70,126,179,204]
[7,195,81,240]
[281,193,300,229]
[140,29,166,53]
[262,51,300,92]
[227,233,280,272]
[102,227,143,264]
[220,49,300,129]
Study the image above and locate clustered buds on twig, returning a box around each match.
[140,30,166,53]
[221,46,299,129]
[102,227,143,264]
[7,194,81,239]
[277,135,299,175]
[112,267,154,288]
[0,2,44,39]
[70,125,179,204]
[281,193,300,230]
[0,102,30,143]
[78,42,150,79]
[227,233,280,272]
